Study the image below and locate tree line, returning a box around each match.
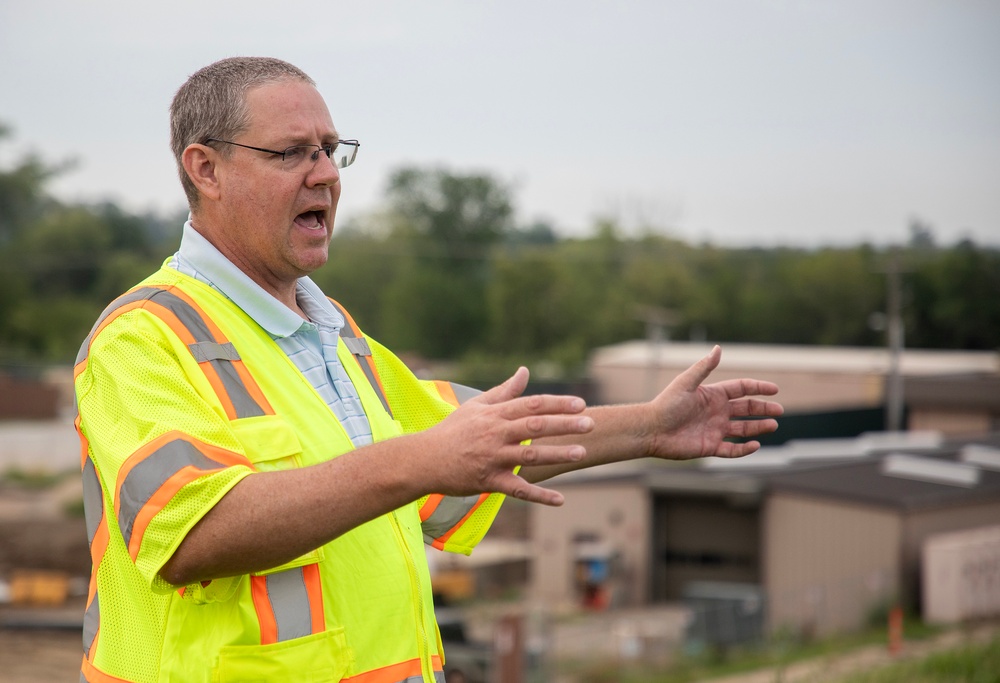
[1,125,998,384]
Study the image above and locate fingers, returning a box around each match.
[513,411,593,442]
[506,442,587,469]
[721,378,781,400]
[493,471,565,506]
[714,440,763,458]
[729,417,780,439]
[729,397,784,418]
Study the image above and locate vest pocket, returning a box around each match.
[213,628,352,682]
[232,414,303,472]
[231,414,325,573]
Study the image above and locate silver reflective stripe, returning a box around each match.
[447,382,482,405]
[188,340,240,362]
[341,336,371,357]
[266,569,312,642]
[118,439,229,548]
[328,300,394,419]
[396,675,445,683]
[421,495,482,541]
[147,289,266,419]
[76,285,267,419]
[82,591,99,657]
[398,673,445,683]
[82,457,104,546]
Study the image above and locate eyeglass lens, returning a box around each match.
[282,142,357,170]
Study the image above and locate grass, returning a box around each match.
[0,466,70,490]
[832,634,1000,683]
[555,616,954,683]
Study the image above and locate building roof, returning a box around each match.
[550,432,1000,513]
[762,450,1000,512]
[590,341,1000,376]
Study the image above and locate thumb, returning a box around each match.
[477,366,530,405]
[675,345,721,391]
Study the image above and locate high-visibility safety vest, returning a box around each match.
[74,265,505,683]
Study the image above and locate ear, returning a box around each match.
[182,144,222,202]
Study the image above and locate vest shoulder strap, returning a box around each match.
[327,298,394,419]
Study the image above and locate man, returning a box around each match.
[74,56,783,683]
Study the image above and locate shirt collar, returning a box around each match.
[177,220,344,338]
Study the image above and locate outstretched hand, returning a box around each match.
[644,345,783,460]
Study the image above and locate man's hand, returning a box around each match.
[419,366,594,506]
[642,345,783,460]
[520,345,784,486]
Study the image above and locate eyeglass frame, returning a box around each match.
[205,138,360,169]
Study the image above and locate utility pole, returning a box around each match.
[634,305,678,401]
[883,249,906,432]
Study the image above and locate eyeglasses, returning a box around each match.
[206,138,360,170]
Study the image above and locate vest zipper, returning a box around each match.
[390,510,434,682]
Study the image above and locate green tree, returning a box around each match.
[0,125,175,363]
[908,241,1000,350]
[375,167,516,357]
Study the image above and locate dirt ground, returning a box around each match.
[0,626,85,683]
[0,474,90,682]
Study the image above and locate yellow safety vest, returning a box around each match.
[74,265,504,683]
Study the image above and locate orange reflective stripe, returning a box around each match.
[84,520,109,656]
[302,563,326,635]
[76,414,90,470]
[75,284,274,420]
[250,574,279,645]
[229,357,274,418]
[251,565,325,645]
[114,432,252,560]
[81,656,134,683]
[159,287,274,420]
[328,298,394,418]
[428,494,490,551]
[81,453,110,662]
[418,494,444,523]
[75,296,157,380]
[343,655,444,683]
[431,380,460,408]
[124,464,215,561]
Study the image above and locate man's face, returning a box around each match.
[211,80,341,294]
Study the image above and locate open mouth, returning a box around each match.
[294,210,326,230]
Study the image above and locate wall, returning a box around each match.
[762,493,901,636]
[922,524,1000,624]
[902,500,1000,608]
[651,494,760,602]
[908,409,993,436]
[530,481,651,610]
[592,364,885,412]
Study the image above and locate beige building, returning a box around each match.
[589,341,1000,434]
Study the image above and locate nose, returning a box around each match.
[306,149,340,188]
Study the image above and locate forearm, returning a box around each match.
[521,403,652,484]
[160,431,434,586]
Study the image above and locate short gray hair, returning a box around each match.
[169,57,315,208]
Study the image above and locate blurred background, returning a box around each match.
[1,1,999,681]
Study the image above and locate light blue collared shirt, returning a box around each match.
[168,221,373,447]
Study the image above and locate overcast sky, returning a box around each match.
[1,1,998,248]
